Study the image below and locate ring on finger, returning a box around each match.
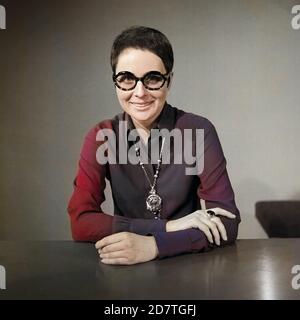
[206,210,216,219]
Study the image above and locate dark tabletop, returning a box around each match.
[0,239,299,300]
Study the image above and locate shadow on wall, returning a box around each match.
[235,178,277,239]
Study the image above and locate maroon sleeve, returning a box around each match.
[152,120,240,258]
[67,123,113,242]
[67,122,166,242]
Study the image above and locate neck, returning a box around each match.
[132,118,152,131]
[131,119,152,144]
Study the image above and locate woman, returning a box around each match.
[68,26,240,265]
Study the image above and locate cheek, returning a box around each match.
[153,89,168,101]
[117,90,132,103]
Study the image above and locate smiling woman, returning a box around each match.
[114,48,171,139]
[67,26,241,265]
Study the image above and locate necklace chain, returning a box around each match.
[135,137,165,219]
[135,137,165,190]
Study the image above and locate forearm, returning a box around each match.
[70,211,113,242]
[152,228,210,259]
[113,215,167,235]
[68,183,114,242]
[153,215,240,259]
[68,188,167,241]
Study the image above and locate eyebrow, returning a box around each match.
[115,70,165,76]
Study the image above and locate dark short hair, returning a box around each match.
[110,26,174,74]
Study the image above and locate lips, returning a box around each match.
[130,101,154,109]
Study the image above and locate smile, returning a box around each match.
[130,101,154,109]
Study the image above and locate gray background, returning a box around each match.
[0,0,299,240]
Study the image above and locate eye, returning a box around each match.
[116,73,135,84]
[144,73,164,84]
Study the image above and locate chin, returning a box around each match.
[131,110,155,122]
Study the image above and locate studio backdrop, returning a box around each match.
[0,0,299,240]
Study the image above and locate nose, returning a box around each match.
[133,80,148,97]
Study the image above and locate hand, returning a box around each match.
[166,208,236,245]
[95,232,158,265]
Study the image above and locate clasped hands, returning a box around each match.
[95,208,236,265]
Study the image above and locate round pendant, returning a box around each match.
[146,191,162,215]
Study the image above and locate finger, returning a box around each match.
[100,250,127,260]
[101,257,130,265]
[195,219,214,244]
[95,232,129,249]
[211,208,236,219]
[100,241,127,254]
[200,217,220,246]
[211,216,227,241]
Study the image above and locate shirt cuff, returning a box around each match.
[113,215,167,235]
[152,229,210,259]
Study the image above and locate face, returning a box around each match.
[115,48,171,130]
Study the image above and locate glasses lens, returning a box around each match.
[143,73,165,89]
[115,72,136,90]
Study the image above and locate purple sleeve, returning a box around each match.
[198,120,241,241]
[152,229,210,258]
[113,215,167,234]
[153,221,237,259]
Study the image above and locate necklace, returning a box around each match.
[135,137,165,219]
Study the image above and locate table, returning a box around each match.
[0,239,299,299]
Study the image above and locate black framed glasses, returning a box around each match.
[113,71,171,91]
